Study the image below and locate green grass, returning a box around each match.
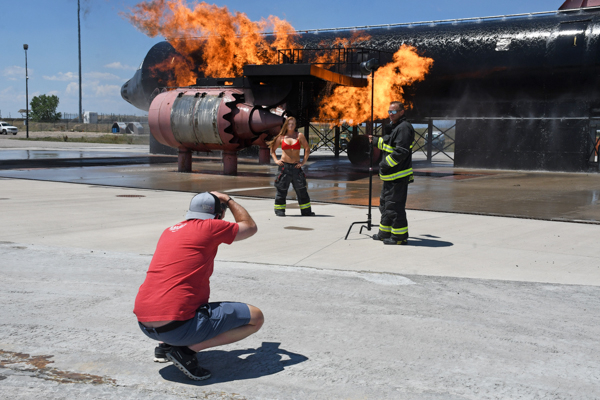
[13,134,150,145]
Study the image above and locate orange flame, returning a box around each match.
[125,1,433,123]
[318,45,434,125]
[125,0,299,84]
[149,54,196,88]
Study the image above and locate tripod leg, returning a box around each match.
[359,224,372,235]
[345,220,368,240]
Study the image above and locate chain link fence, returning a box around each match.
[0,114,148,134]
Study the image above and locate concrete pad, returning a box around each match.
[1,178,598,285]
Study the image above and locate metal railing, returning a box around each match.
[277,47,394,77]
[413,120,456,163]
[172,7,600,40]
[265,7,600,35]
[588,121,600,170]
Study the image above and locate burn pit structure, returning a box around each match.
[122,4,600,173]
[296,5,600,172]
[122,40,376,174]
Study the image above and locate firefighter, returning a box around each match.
[369,101,415,245]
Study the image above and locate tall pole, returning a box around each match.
[24,44,29,139]
[78,0,82,123]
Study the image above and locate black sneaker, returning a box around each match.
[154,342,171,363]
[383,238,408,245]
[166,346,211,381]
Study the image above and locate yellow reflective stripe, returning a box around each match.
[379,225,392,232]
[299,203,311,209]
[274,204,286,210]
[386,155,398,167]
[379,168,413,181]
[392,227,408,235]
[380,137,414,152]
[381,143,394,153]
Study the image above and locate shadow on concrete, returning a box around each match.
[159,341,308,385]
[408,235,454,248]
[283,214,334,218]
[349,233,454,247]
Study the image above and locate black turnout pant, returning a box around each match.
[274,162,312,215]
[378,177,409,240]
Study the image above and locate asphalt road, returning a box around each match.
[1,243,599,400]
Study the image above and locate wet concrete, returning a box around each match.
[0,149,150,160]
[0,148,599,224]
[0,149,176,169]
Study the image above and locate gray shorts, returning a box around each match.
[138,302,251,346]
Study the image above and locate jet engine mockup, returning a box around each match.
[149,87,284,174]
[123,2,600,173]
[123,40,373,174]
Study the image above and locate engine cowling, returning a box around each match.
[149,88,284,153]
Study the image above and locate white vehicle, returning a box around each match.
[0,121,18,135]
[424,130,446,150]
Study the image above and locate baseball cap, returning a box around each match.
[185,192,219,220]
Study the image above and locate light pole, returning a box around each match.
[78,0,82,123]
[23,44,29,139]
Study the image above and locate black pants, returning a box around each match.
[274,163,312,215]
[378,177,409,240]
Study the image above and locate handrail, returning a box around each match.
[276,7,600,35]
[169,6,600,40]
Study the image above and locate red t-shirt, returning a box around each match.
[134,219,239,322]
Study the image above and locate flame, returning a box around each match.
[149,54,196,87]
[125,0,299,84]
[125,1,433,123]
[318,45,434,125]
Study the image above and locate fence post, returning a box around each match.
[304,123,310,149]
[335,126,340,158]
[427,119,433,163]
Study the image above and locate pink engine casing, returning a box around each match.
[149,88,284,152]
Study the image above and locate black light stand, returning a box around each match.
[345,59,379,240]
[78,0,83,123]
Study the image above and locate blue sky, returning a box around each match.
[1,0,565,118]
